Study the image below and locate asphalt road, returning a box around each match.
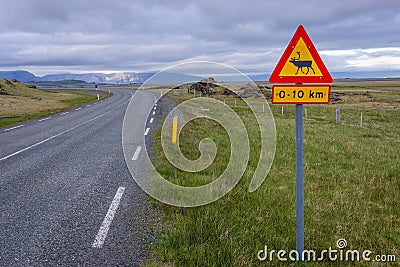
[0,88,158,266]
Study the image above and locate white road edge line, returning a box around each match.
[92,187,126,248]
[60,111,69,116]
[149,117,154,123]
[0,99,130,162]
[144,127,150,136]
[38,117,51,122]
[131,146,142,160]
[75,108,82,111]
[152,111,155,115]
[3,125,24,132]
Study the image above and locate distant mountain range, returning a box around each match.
[0,70,38,82]
[0,70,155,84]
[0,70,203,85]
[0,70,400,85]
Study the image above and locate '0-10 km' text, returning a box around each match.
[272,85,331,104]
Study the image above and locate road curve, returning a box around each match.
[0,88,158,266]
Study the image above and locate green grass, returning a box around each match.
[155,118,231,187]
[148,85,400,266]
[0,78,103,128]
[0,92,99,128]
[59,91,100,107]
[0,110,63,128]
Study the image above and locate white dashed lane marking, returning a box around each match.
[131,146,142,161]
[92,187,126,248]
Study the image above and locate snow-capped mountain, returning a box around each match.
[0,70,204,85]
[38,72,155,84]
[0,71,155,84]
[0,71,203,84]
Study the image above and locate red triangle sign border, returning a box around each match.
[269,25,333,83]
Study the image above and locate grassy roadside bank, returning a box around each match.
[147,82,400,266]
[0,79,106,128]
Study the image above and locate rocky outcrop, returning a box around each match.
[0,84,8,95]
[330,92,346,102]
[223,83,261,98]
[188,77,217,96]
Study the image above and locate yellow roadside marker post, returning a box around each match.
[172,116,178,144]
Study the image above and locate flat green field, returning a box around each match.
[147,81,400,266]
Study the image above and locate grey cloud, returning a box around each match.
[0,0,399,74]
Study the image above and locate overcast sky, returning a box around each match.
[1,0,400,75]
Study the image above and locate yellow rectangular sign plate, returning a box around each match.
[272,85,331,104]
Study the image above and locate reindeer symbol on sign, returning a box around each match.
[289,51,315,75]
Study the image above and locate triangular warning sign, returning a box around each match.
[269,25,332,83]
